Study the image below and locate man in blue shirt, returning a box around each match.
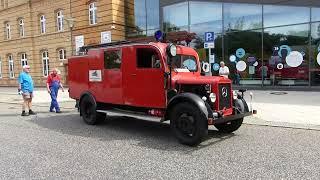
[18,65,36,116]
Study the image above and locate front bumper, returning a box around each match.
[208,110,256,125]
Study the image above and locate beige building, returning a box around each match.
[0,0,135,86]
[0,0,72,86]
[71,0,131,52]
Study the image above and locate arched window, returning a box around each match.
[89,2,97,25]
[58,49,66,60]
[8,54,14,78]
[57,10,64,32]
[40,15,46,34]
[5,22,11,39]
[42,51,49,76]
[18,18,25,37]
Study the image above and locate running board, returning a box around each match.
[96,109,163,123]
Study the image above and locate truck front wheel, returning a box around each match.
[80,95,102,125]
[170,102,208,146]
[214,99,247,133]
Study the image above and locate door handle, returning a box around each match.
[131,74,137,76]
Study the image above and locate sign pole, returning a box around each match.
[209,48,212,76]
[204,32,215,76]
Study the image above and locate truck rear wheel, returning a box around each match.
[80,95,102,125]
[214,99,247,133]
[170,102,208,146]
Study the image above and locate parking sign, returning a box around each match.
[204,32,214,42]
[204,32,215,49]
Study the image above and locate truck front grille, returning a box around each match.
[218,83,232,110]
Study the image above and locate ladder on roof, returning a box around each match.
[79,40,133,52]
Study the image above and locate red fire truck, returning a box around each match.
[68,39,255,146]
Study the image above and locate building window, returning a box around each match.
[163,2,188,32]
[5,23,11,39]
[58,49,66,60]
[8,54,14,78]
[40,15,46,34]
[89,2,97,25]
[42,51,49,77]
[0,59,2,78]
[21,53,27,66]
[18,18,25,37]
[57,10,64,32]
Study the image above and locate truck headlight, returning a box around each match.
[233,90,238,99]
[166,44,177,57]
[209,93,216,102]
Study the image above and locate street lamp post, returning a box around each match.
[65,18,75,56]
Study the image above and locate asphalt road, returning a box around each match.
[0,101,320,179]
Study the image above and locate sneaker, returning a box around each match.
[49,109,54,112]
[21,111,29,116]
[29,110,37,115]
[56,111,62,113]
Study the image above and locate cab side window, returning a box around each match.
[104,50,121,69]
[137,48,161,69]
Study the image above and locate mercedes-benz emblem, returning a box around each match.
[222,87,228,98]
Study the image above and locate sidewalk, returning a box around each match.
[244,90,320,129]
[0,87,73,104]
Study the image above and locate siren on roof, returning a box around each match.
[154,30,166,42]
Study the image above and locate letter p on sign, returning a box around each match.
[205,32,214,42]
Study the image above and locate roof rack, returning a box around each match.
[79,40,134,52]
[78,31,197,53]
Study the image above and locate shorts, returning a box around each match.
[22,92,33,99]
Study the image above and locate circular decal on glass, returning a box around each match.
[212,63,220,71]
[236,48,246,58]
[202,62,210,73]
[286,51,303,67]
[253,61,259,67]
[229,55,236,62]
[277,63,284,70]
[317,53,320,66]
[278,45,292,58]
[236,61,247,72]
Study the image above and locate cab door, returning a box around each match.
[101,48,123,104]
[124,46,166,108]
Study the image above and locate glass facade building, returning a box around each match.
[129,0,320,87]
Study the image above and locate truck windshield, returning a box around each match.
[171,55,198,72]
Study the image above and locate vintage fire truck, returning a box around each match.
[68,35,255,146]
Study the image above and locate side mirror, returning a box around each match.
[167,57,172,66]
[202,62,210,73]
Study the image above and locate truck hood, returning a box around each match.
[172,73,231,86]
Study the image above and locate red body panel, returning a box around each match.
[68,42,233,116]
[68,56,89,100]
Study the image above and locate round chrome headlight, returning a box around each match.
[167,44,177,57]
[209,93,216,102]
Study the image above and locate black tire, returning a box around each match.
[80,95,101,125]
[170,102,208,146]
[214,99,247,133]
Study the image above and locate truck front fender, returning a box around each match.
[165,93,209,121]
